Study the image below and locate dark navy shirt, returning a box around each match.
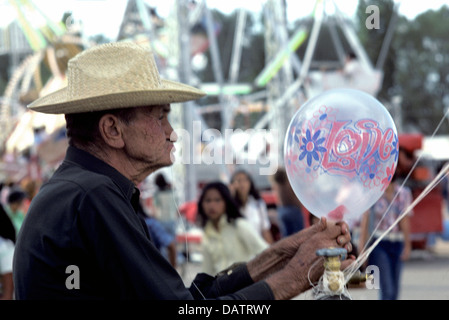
[13,146,274,300]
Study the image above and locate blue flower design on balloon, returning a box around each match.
[390,134,399,162]
[298,129,327,167]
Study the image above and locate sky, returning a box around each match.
[0,0,448,40]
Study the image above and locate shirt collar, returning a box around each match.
[64,146,138,204]
[204,214,228,237]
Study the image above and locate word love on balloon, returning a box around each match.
[300,118,396,181]
[285,89,399,222]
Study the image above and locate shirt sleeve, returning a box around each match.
[189,263,275,300]
[0,238,14,274]
[200,236,216,275]
[258,199,271,230]
[400,187,414,216]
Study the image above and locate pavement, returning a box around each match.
[348,238,449,300]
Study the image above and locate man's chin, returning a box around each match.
[169,152,176,165]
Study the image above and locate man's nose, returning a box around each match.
[170,130,178,143]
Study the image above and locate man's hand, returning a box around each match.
[260,218,353,300]
[247,217,351,283]
[271,217,352,258]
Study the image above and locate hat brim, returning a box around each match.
[28,79,206,114]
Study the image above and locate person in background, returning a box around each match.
[230,170,274,244]
[20,179,40,214]
[358,174,412,300]
[136,201,177,268]
[341,51,363,83]
[0,204,16,300]
[152,173,177,239]
[5,188,26,237]
[0,179,15,205]
[269,167,304,238]
[197,182,268,275]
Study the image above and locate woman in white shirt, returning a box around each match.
[198,182,268,275]
[231,170,274,244]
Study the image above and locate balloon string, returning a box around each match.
[308,257,324,288]
[344,161,449,283]
[309,257,352,300]
[362,106,449,255]
[345,107,449,283]
[170,167,206,300]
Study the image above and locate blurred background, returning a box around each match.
[1,0,449,262]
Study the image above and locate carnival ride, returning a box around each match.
[0,0,87,181]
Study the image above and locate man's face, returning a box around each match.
[121,104,176,173]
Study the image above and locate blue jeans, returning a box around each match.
[368,239,404,300]
[277,206,304,237]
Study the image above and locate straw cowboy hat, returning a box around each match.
[28,42,206,114]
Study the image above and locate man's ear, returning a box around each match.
[98,114,125,149]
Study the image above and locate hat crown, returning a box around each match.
[27,41,206,114]
[67,42,162,99]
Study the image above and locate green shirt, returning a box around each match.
[4,206,25,236]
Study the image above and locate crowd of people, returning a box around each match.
[0,178,39,299]
[132,168,306,281]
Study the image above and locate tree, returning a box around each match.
[392,5,449,134]
[0,55,9,95]
[355,0,449,135]
[355,0,397,101]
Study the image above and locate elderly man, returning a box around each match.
[13,42,352,300]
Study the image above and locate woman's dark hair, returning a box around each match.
[0,204,16,243]
[347,51,357,60]
[272,167,288,185]
[65,108,137,148]
[7,188,26,204]
[197,182,242,227]
[155,173,171,191]
[230,169,261,207]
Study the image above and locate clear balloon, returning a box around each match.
[284,89,398,222]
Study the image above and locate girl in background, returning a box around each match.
[358,175,412,300]
[231,170,274,244]
[197,182,268,275]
